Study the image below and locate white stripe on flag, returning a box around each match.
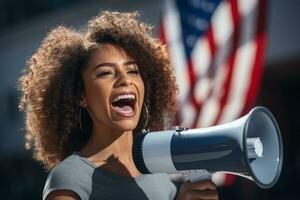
[239,0,257,16]
[219,0,258,123]
[219,41,257,123]
[192,38,211,82]
[195,1,233,127]
[163,0,189,104]
[212,172,226,186]
[196,63,228,127]
[180,100,197,128]
[211,1,233,46]
[192,38,211,102]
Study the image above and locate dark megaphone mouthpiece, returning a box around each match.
[132,106,283,189]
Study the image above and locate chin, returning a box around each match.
[114,120,139,132]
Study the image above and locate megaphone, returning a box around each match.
[132,106,283,188]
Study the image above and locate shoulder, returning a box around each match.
[138,173,178,199]
[155,174,180,199]
[43,154,94,200]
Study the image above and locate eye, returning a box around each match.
[128,69,140,75]
[127,64,140,75]
[96,71,113,77]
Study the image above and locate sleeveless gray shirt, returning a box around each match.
[43,153,178,200]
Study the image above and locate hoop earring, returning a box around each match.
[142,103,149,131]
[79,107,83,132]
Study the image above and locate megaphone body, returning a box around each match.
[132,107,283,189]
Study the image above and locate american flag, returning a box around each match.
[160,0,266,185]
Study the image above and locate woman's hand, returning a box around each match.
[176,179,218,200]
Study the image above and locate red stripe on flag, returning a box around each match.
[159,18,167,45]
[190,26,217,127]
[214,0,240,125]
[159,17,183,125]
[224,174,236,186]
[188,59,197,101]
[242,0,267,115]
[207,26,217,57]
[187,58,201,127]
[187,63,201,128]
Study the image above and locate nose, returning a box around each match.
[115,72,133,88]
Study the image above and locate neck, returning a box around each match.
[80,128,141,177]
[81,128,134,163]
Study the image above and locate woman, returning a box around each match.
[19,11,218,200]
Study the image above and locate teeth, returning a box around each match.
[112,94,135,102]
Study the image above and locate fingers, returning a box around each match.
[176,180,219,200]
[189,189,218,200]
[186,179,217,190]
[176,187,219,200]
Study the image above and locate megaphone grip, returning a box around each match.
[182,169,212,183]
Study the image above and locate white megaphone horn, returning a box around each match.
[132,106,283,188]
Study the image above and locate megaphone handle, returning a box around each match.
[182,169,212,183]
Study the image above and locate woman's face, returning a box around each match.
[81,44,145,134]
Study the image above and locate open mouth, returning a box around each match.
[111,94,137,117]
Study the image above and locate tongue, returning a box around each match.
[112,105,134,116]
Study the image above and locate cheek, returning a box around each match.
[139,79,145,101]
[85,82,109,109]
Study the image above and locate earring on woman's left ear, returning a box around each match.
[141,103,149,133]
[79,107,84,132]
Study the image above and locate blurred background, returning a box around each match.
[0,0,299,199]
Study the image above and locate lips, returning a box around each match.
[110,92,137,117]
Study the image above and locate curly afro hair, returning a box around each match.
[18,11,178,170]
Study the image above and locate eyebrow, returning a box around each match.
[93,60,137,72]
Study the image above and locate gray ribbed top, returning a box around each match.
[43,153,177,200]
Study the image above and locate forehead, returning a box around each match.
[87,43,132,65]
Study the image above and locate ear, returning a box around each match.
[79,95,87,107]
